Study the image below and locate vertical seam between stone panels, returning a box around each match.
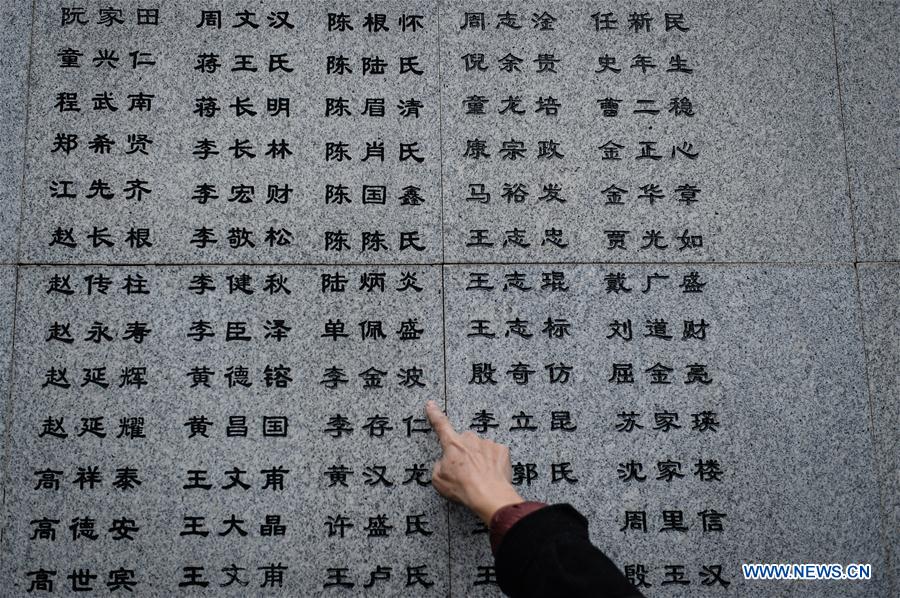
[13,0,37,265]
[435,2,453,595]
[2,0,35,556]
[439,261,452,598]
[834,0,894,586]
[852,263,895,594]
[436,0,446,267]
[827,0,862,264]
[0,266,23,552]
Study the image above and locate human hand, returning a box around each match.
[425,400,524,524]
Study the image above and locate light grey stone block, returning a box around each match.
[0,0,31,263]
[834,1,900,262]
[440,1,854,263]
[443,264,886,596]
[19,1,441,264]
[1,265,447,596]
[857,263,899,595]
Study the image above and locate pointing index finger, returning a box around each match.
[425,400,458,448]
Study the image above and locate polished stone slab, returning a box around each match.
[834,1,900,262]
[1,265,447,596]
[858,263,899,595]
[439,1,854,263]
[442,264,886,596]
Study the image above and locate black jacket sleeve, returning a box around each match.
[494,503,644,598]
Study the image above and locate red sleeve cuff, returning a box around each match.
[489,501,547,555]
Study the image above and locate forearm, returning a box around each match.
[494,504,644,598]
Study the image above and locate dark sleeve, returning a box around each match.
[494,503,644,598]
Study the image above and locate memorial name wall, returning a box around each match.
[0,2,896,597]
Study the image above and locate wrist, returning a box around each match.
[470,483,524,525]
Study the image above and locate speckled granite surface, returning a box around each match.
[2,265,448,596]
[18,0,442,265]
[0,266,15,494]
[443,264,886,596]
[834,1,900,262]
[0,0,30,264]
[0,1,896,597]
[440,0,855,264]
[857,263,900,595]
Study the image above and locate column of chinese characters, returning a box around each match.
[316,8,439,263]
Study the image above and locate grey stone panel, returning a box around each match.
[857,263,899,595]
[1,265,447,596]
[440,1,854,263]
[0,266,17,505]
[0,0,31,263]
[19,1,441,265]
[834,1,899,261]
[443,264,886,596]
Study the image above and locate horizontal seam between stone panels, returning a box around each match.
[7,260,869,267]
